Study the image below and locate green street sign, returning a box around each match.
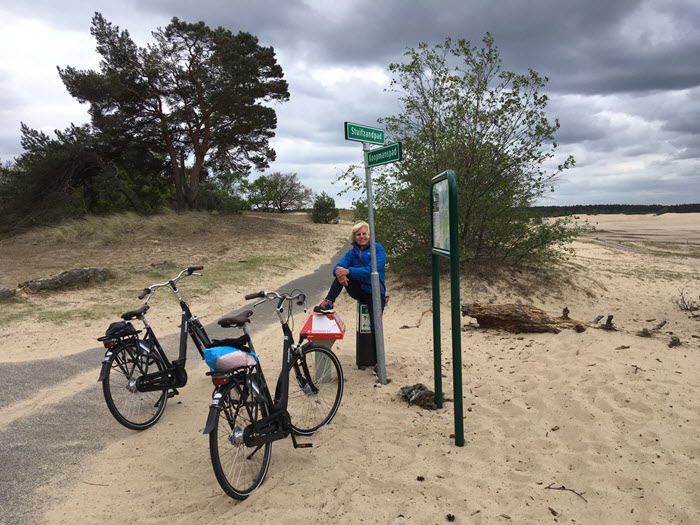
[367,142,402,167]
[345,122,384,145]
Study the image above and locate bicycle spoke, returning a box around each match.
[287,347,343,435]
[209,380,271,500]
[103,343,167,430]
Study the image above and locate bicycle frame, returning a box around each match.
[98,267,210,393]
[203,292,317,446]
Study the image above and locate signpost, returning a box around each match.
[344,122,385,145]
[367,142,402,167]
[430,169,464,447]
[344,121,403,385]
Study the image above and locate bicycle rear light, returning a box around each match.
[103,341,115,349]
[212,377,228,386]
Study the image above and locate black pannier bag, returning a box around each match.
[207,334,251,353]
[105,321,138,338]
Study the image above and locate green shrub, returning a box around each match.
[197,184,250,213]
[311,192,339,223]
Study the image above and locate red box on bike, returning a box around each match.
[299,312,346,340]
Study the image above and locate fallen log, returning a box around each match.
[19,268,111,293]
[0,285,16,299]
[461,303,587,334]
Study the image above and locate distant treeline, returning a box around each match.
[531,203,700,217]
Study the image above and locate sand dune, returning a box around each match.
[5,213,700,524]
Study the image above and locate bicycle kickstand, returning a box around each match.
[290,432,313,449]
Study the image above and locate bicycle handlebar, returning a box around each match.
[246,290,306,307]
[139,265,204,300]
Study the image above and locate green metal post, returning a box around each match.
[447,171,464,447]
[432,253,443,408]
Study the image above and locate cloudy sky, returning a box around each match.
[1,0,699,207]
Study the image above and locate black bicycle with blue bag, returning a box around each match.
[96,265,210,430]
[203,289,344,500]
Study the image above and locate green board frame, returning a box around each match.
[430,169,464,447]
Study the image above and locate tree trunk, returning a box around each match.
[174,152,187,212]
[461,303,586,333]
[186,159,204,211]
[159,121,185,213]
[110,164,147,215]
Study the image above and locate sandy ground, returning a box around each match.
[3,213,700,524]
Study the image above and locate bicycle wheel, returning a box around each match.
[209,378,272,500]
[102,342,168,430]
[288,345,344,435]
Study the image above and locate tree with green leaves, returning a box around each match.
[59,13,289,212]
[247,172,314,212]
[0,123,172,233]
[311,192,339,223]
[341,34,575,267]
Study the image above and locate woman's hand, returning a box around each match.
[335,266,349,286]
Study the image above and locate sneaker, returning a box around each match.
[313,299,334,314]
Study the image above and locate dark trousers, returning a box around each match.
[326,277,385,335]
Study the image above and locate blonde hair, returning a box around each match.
[349,221,370,242]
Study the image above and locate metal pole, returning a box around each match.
[447,171,464,446]
[432,253,443,408]
[363,141,387,384]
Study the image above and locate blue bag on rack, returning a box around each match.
[203,346,258,372]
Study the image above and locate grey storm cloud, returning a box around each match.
[1,0,698,205]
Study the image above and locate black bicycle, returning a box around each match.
[203,289,344,500]
[96,265,210,430]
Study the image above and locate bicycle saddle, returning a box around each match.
[121,305,150,320]
[218,310,253,328]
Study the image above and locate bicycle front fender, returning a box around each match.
[97,351,113,382]
[202,391,224,434]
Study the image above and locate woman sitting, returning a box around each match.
[314,221,386,335]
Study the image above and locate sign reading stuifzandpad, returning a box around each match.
[367,142,402,167]
[345,122,384,145]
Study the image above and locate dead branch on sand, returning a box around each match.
[544,483,588,502]
[636,319,668,338]
[600,315,617,331]
[399,308,432,329]
[675,288,699,312]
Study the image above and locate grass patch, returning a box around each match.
[0,296,135,327]
[17,209,224,245]
[185,256,294,296]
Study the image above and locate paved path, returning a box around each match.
[0,244,348,525]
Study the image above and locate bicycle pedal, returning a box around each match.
[167,388,180,398]
[290,432,313,449]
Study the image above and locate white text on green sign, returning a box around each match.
[345,122,384,145]
[367,142,402,167]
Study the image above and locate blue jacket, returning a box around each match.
[333,242,386,295]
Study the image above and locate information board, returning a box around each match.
[431,178,450,255]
